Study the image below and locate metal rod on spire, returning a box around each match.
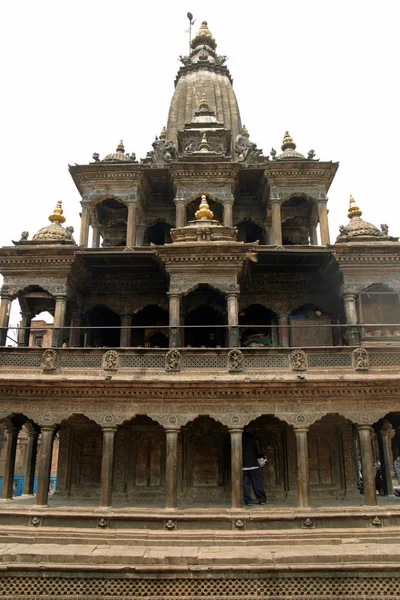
[187,12,195,54]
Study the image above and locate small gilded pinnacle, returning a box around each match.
[347,195,362,219]
[281,131,296,151]
[48,200,66,224]
[195,194,214,220]
[116,140,125,153]
[160,126,167,140]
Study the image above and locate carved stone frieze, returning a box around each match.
[352,348,369,372]
[269,185,326,203]
[175,186,234,206]
[169,274,238,295]
[41,349,58,373]
[165,348,181,372]
[227,349,244,372]
[2,276,68,297]
[290,350,308,372]
[276,412,326,427]
[102,350,119,371]
[342,276,400,296]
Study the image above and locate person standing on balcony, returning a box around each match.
[242,426,267,506]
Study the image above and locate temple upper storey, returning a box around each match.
[166,21,242,155]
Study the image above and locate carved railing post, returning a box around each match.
[100,426,117,508]
[35,425,56,506]
[23,425,39,495]
[229,427,243,508]
[165,428,179,509]
[294,427,311,508]
[1,421,19,500]
[357,424,377,506]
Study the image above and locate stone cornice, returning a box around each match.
[0,246,77,277]
[170,162,239,184]
[334,244,400,272]
[69,164,142,196]
[265,161,339,191]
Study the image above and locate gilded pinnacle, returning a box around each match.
[116,140,125,153]
[160,126,167,140]
[242,125,249,138]
[199,133,210,152]
[48,200,66,224]
[281,131,296,151]
[199,94,210,112]
[348,195,362,219]
[191,20,217,50]
[195,194,214,220]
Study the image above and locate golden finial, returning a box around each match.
[195,194,214,220]
[242,125,249,138]
[191,21,217,50]
[281,131,296,151]
[199,93,210,112]
[199,132,210,152]
[48,200,66,224]
[160,126,167,140]
[348,195,362,219]
[116,140,125,153]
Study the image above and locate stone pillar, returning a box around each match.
[168,292,181,347]
[294,427,310,508]
[377,422,393,496]
[278,313,289,347]
[23,427,39,495]
[53,296,67,347]
[309,224,318,246]
[79,205,90,247]
[226,292,239,347]
[174,198,186,228]
[317,200,330,245]
[270,200,282,246]
[1,422,19,500]
[69,314,81,347]
[165,428,179,509]
[120,314,132,347]
[100,427,117,508]
[35,426,56,506]
[92,225,100,248]
[357,425,377,506]
[343,293,359,345]
[126,201,138,248]
[230,428,243,508]
[136,225,146,246]
[223,200,234,228]
[0,293,12,347]
[18,311,32,347]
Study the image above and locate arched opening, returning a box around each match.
[180,416,230,505]
[374,413,400,497]
[83,305,121,347]
[281,196,314,246]
[289,303,334,346]
[245,416,292,501]
[186,197,223,224]
[95,197,128,247]
[358,284,400,340]
[237,220,265,244]
[131,305,169,347]
[184,286,226,347]
[239,304,278,347]
[56,415,102,498]
[15,287,56,348]
[145,221,173,245]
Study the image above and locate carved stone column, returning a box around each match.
[53,296,67,347]
[226,292,239,347]
[229,427,243,508]
[126,201,138,248]
[23,426,39,495]
[120,314,132,347]
[377,422,393,497]
[18,311,32,347]
[35,426,56,506]
[79,204,90,247]
[309,224,318,246]
[357,425,377,506]
[1,422,19,500]
[0,292,12,346]
[168,292,181,347]
[223,199,234,228]
[69,313,81,347]
[270,199,282,246]
[278,313,289,347]
[136,225,146,246]
[317,200,330,245]
[165,428,179,509]
[92,225,100,248]
[294,427,310,508]
[174,198,186,228]
[100,426,117,508]
[343,293,359,345]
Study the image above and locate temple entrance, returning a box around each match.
[179,416,230,505]
[184,287,226,347]
[83,305,121,347]
[239,304,278,347]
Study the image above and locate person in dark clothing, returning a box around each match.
[242,428,267,506]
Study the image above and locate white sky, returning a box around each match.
[1,0,399,319]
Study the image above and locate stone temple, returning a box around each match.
[1,19,400,599]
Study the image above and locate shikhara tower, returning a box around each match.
[1,19,400,598]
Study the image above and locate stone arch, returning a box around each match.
[89,195,128,247]
[81,304,121,348]
[186,195,223,223]
[183,285,227,347]
[235,218,266,244]
[144,219,173,246]
[239,303,279,347]
[280,194,316,246]
[358,283,400,339]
